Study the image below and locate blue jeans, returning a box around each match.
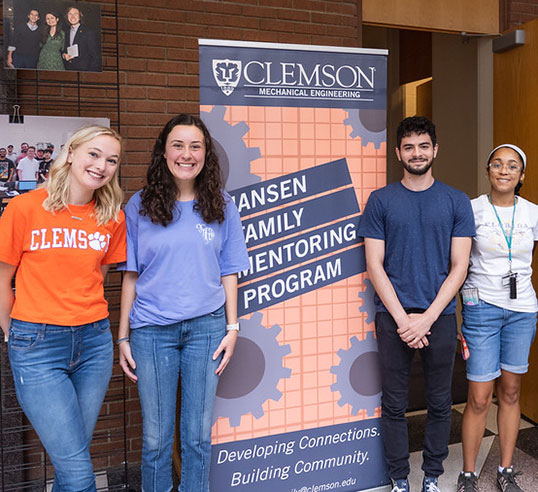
[130,306,226,492]
[8,318,113,492]
[375,312,457,479]
[462,300,537,381]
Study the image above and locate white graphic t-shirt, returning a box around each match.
[463,194,538,312]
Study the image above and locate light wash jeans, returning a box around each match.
[8,318,113,492]
[130,305,225,492]
[462,300,537,381]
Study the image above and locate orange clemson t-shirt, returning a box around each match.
[0,188,126,325]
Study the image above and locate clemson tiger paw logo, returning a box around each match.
[88,232,107,251]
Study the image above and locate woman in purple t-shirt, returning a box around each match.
[118,114,249,492]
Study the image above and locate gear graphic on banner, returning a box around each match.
[330,332,381,417]
[200,106,262,191]
[212,312,292,427]
[358,278,376,325]
[344,108,386,149]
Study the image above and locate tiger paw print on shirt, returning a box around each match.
[88,232,108,251]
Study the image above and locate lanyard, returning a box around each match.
[488,194,516,271]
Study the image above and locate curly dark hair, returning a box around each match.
[140,114,225,226]
[396,116,437,148]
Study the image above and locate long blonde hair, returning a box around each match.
[43,125,123,225]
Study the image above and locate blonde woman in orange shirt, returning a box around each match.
[0,126,126,492]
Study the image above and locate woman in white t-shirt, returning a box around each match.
[457,145,538,492]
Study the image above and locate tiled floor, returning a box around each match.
[407,402,538,491]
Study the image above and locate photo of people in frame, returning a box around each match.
[3,0,102,72]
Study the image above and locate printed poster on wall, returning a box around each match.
[199,39,389,492]
[0,115,109,208]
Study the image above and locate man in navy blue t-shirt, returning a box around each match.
[358,116,475,492]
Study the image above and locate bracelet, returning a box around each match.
[226,323,240,332]
[116,337,130,345]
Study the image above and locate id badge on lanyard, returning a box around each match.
[489,195,517,299]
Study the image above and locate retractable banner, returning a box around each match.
[199,39,389,492]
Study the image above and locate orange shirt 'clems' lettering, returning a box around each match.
[29,228,111,252]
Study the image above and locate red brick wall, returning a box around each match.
[118,0,361,196]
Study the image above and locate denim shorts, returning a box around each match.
[461,300,537,382]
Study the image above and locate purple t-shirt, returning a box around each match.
[121,190,249,328]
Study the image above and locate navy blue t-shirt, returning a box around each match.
[358,180,475,315]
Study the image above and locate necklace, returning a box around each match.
[67,204,92,221]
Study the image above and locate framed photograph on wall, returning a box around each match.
[3,0,102,72]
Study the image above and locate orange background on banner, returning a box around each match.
[202,105,387,445]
